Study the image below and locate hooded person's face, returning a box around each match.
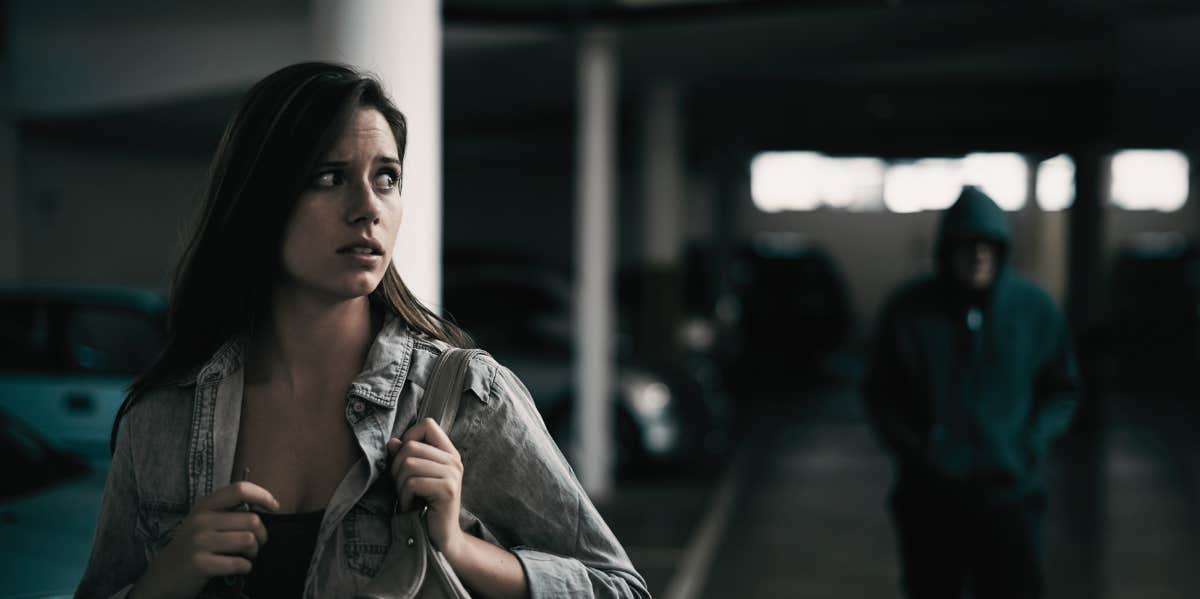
[949,238,1000,291]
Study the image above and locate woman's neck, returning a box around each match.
[247,290,379,395]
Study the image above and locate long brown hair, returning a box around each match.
[112,62,468,453]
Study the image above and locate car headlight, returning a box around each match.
[644,422,678,455]
[626,379,671,417]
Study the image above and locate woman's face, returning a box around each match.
[279,108,402,302]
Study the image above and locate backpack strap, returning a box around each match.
[415,348,486,434]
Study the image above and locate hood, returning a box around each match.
[935,186,1011,267]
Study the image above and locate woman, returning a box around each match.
[75,62,649,599]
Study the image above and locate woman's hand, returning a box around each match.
[130,482,279,599]
[386,418,465,559]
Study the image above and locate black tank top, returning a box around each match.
[242,509,326,599]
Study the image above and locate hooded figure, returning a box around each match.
[863,186,1079,599]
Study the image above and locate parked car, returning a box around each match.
[443,263,728,475]
[721,237,854,396]
[0,409,106,599]
[0,286,166,464]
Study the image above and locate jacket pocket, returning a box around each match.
[137,500,189,563]
[344,483,394,577]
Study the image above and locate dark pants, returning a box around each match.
[890,479,1046,599]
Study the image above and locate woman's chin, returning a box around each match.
[340,276,382,298]
[309,275,382,301]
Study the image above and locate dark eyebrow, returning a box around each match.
[314,157,400,168]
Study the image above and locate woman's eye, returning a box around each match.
[311,171,343,188]
[374,171,399,190]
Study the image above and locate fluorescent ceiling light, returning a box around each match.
[1110,149,1190,212]
[884,159,962,214]
[963,153,1027,211]
[1036,154,1075,211]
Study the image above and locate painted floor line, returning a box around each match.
[661,449,747,599]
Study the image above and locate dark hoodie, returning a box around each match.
[863,187,1079,500]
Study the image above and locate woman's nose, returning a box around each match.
[346,179,382,225]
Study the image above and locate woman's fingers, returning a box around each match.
[196,530,262,560]
[197,481,280,513]
[389,439,459,467]
[391,455,457,511]
[193,553,254,578]
[386,436,403,457]
[203,511,269,546]
[401,418,459,458]
[390,419,465,512]
[390,455,445,482]
[398,475,458,513]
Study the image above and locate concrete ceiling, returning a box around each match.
[13,0,1200,159]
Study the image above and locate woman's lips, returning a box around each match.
[337,246,384,265]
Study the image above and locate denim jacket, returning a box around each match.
[74,315,650,599]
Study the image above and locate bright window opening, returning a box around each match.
[883,159,962,214]
[963,153,1028,211]
[750,152,885,213]
[1036,154,1075,211]
[1110,150,1190,212]
[753,151,1031,213]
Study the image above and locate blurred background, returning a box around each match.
[2,0,1199,597]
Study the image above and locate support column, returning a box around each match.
[574,29,617,499]
[0,28,20,283]
[712,151,746,325]
[1024,155,1067,306]
[1067,148,1108,433]
[637,82,685,361]
[311,0,442,308]
[1067,149,1107,333]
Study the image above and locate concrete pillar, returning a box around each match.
[0,31,20,283]
[311,0,442,309]
[574,29,617,499]
[1023,155,1067,306]
[1014,156,1041,278]
[1067,149,1107,333]
[641,83,684,268]
[1067,148,1108,432]
[637,82,685,360]
[712,152,746,320]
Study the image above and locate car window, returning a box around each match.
[65,306,162,375]
[0,300,57,373]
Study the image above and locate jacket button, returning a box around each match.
[352,400,365,413]
[406,537,415,547]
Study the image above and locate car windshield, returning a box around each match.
[0,298,163,376]
[66,305,163,375]
[0,301,56,373]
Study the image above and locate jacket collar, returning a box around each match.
[347,313,414,409]
[187,312,415,410]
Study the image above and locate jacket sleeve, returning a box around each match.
[459,362,650,599]
[74,415,143,599]
[1029,310,1080,452]
[861,300,923,463]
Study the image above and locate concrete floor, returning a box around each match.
[602,385,1200,598]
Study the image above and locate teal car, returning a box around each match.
[0,287,165,465]
[0,409,104,598]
